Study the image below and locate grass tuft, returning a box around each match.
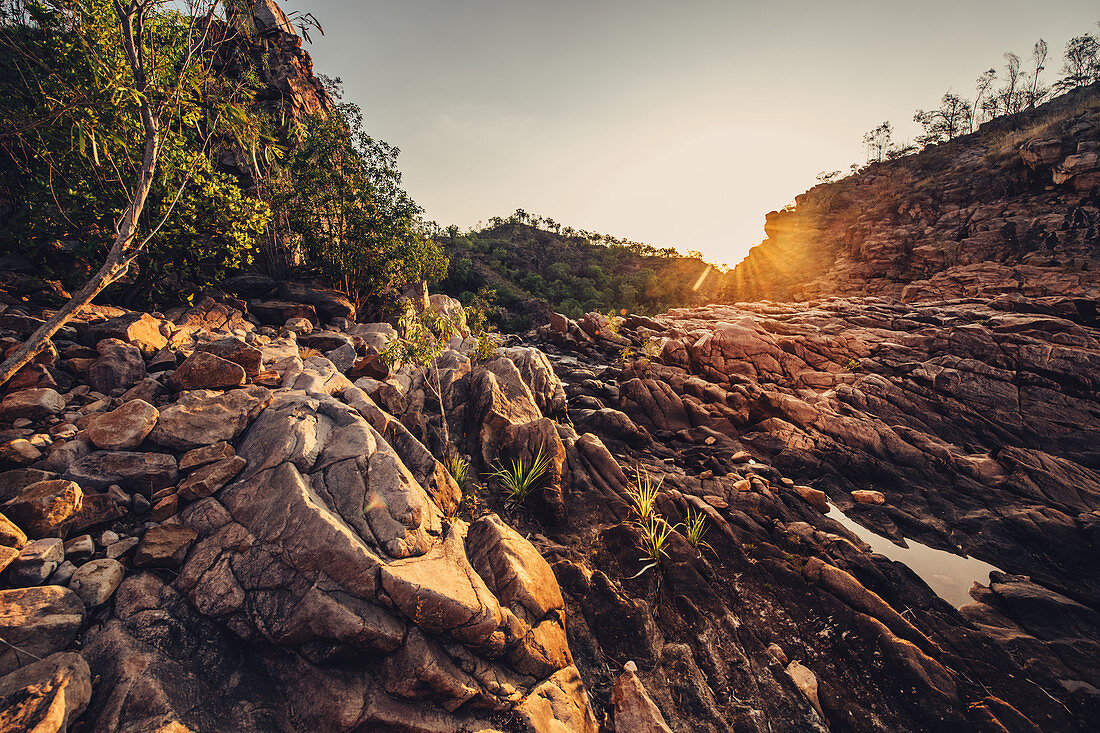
[489,447,552,505]
[684,507,715,556]
[446,454,470,491]
[626,468,662,523]
[629,515,679,579]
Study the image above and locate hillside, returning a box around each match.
[438,218,724,331]
[723,82,1100,309]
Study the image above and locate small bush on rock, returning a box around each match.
[629,515,679,579]
[489,447,551,506]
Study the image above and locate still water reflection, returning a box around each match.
[825,502,1003,608]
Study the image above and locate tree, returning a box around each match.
[1025,39,1049,109]
[973,68,997,124]
[998,52,1025,115]
[0,0,244,386]
[270,82,446,314]
[862,121,893,163]
[914,93,971,146]
[1055,32,1100,92]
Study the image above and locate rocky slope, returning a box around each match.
[723,82,1100,307]
[0,273,1097,731]
[0,287,600,732]
[535,297,1099,731]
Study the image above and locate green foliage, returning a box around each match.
[619,337,662,367]
[380,303,461,370]
[628,515,679,579]
[489,447,552,505]
[684,507,714,556]
[0,3,443,310]
[626,468,662,523]
[0,0,269,301]
[270,91,447,309]
[436,214,725,330]
[463,286,503,362]
[446,454,470,492]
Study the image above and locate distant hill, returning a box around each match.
[436,216,724,331]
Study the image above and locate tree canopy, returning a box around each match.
[0,0,444,312]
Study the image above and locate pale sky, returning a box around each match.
[281,0,1097,266]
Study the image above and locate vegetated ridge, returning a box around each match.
[436,215,724,332]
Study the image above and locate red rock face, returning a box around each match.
[531,289,1100,731]
[721,85,1100,309]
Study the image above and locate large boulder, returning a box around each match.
[467,513,564,625]
[83,312,167,356]
[0,513,27,549]
[194,338,263,379]
[279,282,355,321]
[608,662,673,733]
[133,526,197,570]
[84,400,159,450]
[164,390,593,731]
[462,357,542,465]
[8,538,65,586]
[0,469,56,504]
[0,388,65,422]
[1,481,82,537]
[68,558,125,608]
[64,451,177,495]
[149,386,271,450]
[177,456,246,500]
[248,300,318,327]
[0,652,91,733]
[0,586,84,675]
[87,339,146,394]
[169,352,247,391]
[500,347,567,417]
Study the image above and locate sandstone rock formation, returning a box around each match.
[722,83,1100,307]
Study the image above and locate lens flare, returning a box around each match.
[692,264,712,292]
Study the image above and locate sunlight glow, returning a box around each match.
[692,264,712,292]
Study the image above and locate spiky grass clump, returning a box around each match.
[684,507,714,556]
[626,468,662,523]
[446,454,470,491]
[629,515,679,579]
[489,447,551,505]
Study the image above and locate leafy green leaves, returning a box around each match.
[269,96,447,311]
[0,0,269,299]
[489,447,552,506]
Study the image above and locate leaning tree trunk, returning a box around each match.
[0,0,161,388]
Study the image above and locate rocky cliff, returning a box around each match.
[723,83,1100,309]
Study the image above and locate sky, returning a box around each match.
[280,0,1098,267]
